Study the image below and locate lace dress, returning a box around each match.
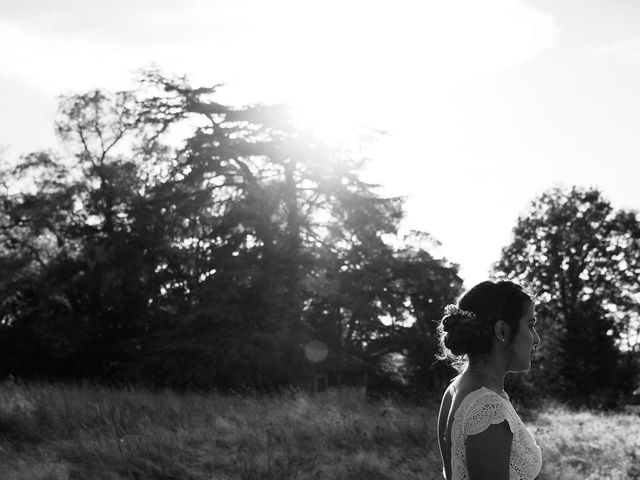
[450,387,542,480]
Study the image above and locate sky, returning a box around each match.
[1,0,640,288]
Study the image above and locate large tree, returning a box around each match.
[495,186,640,405]
[122,73,416,389]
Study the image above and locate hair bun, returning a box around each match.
[439,307,492,356]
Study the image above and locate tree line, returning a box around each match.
[0,72,638,405]
[0,72,462,394]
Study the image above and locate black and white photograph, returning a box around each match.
[1,1,640,479]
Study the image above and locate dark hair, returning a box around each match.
[437,280,533,368]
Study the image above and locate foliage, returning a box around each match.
[495,186,640,405]
[0,71,461,393]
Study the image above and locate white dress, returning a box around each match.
[450,387,542,480]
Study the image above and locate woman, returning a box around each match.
[436,280,542,480]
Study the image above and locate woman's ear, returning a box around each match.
[494,320,511,343]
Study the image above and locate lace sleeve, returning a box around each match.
[450,389,542,480]
[464,393,516,438]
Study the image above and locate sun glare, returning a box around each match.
[0,0,559,286]
[203,1,557,156]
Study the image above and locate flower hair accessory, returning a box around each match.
[444,304,476,319]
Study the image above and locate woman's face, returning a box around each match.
[508,301,540,372]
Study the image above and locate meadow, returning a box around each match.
[0,381,639,480]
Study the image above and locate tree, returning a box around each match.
[121,73,412,389]
[392,234,464,394]
[0,90,161,378]
[495,186,640,405]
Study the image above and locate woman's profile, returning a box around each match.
[436,280,542,480]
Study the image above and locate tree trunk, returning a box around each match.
[284,159,301,330]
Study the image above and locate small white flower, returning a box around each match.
[444,304,476,319]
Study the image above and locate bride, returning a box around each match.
[436,280,542,480]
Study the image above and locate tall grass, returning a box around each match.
[0,381,638,479]
[533,406,640,479]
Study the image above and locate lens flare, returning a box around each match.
[304,340,328,363]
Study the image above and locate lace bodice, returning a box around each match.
[449,387,542,480]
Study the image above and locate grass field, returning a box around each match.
[1,381,639,480]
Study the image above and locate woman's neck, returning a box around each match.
[466,360,507,390]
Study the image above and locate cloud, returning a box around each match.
[0,0,228,46]
[592,38,640,57]
[0,0,559,115]
[0,0,196,23]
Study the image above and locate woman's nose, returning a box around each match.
[533,329,541,346]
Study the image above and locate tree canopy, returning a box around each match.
[0,72,462,394]
[495,186,640,405]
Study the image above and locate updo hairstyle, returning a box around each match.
[437,280,532,365]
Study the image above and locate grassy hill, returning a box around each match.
[0,381,639,479]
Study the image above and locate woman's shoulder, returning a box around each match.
[453,386,500,414]
[450,374,505,410]
[442,375,512,427]
[460,387,510,413]
[455,387,518,437]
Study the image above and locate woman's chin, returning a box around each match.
[509,361,532,373]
